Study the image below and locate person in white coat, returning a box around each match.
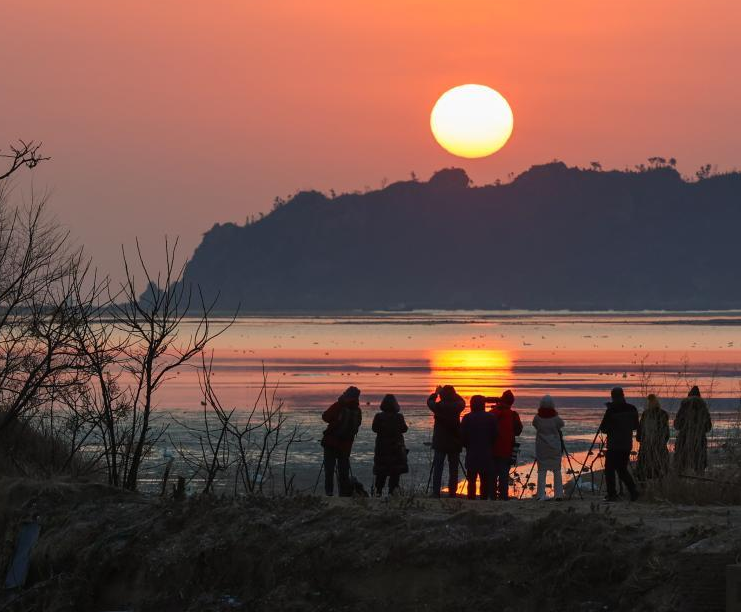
[532,395,565,500]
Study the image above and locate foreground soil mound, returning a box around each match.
[0,478,738,611]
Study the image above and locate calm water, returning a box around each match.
[148,311,741,495]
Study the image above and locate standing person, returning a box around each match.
[321,386,362,496]
[489,390,523,500]
[532,395,565,501]
[460,395,498,500]
[674,386,712,473]
[372,394,409,496]
[599,387,639,502]
[427,385,465,498]
[635,394,670,481]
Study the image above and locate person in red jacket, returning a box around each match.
[321,386,362,496]
[488,390,523,500]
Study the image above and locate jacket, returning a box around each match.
[460,410,498,469]
[490,405,523,458]
[674,396,712,472]
[532,408,565,468]
[599,400,639,452]
[427,392,465,453]
[321,398,362,455]
[372,411,409,475]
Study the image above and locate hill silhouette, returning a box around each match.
[184,162,741,311]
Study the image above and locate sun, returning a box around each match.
[430,84,514,159]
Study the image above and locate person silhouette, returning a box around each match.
[321,386,362,496]
[532,394,565,501]
[635,394,670,481]
[674,386,712,473]
[461,395,498,500]
[599,387,639,502]
[427,385,465,498]
[488,390,523,500]
[372,394,409,495]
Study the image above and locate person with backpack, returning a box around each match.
[321,386,362,496]
[427,384,465,498]
[599,386,640,502]
[532,394,565,501]
[460,395,498,499]
[372,394,409,496]
[488,390,523,500]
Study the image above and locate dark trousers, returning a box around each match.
[492,457,511,500]
[375,473,400,495]
[605,450,637,498]
[432,450,460,497]
[324,446,350,496]
[466,466,494,500]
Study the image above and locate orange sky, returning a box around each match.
[3,0,740,274]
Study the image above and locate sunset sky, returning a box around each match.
[3,0,740,274]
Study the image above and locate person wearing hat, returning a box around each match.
[599,387,640,502]
[488,389,523,500]
[427,384,466,497]
[532,395,565,501]
[460,395,499,499]
[372,394,409,496]
[674,386,712,473]
[321,386,362,496]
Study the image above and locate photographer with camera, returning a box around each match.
[599,387,639,502]
[427,384,466,498]
[487,390,523,500]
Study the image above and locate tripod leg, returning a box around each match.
[425,456,434,495]
[519,460,537,499]
[313,459,325,495]
[567,428,601,500]
[560,434,583,500]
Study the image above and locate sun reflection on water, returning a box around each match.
[429,349,513,397]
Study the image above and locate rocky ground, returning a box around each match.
[0,477,737,612]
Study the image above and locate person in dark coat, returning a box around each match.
[372,394,409,495]
[599,387,639,501]
[321,386,362,496]
[488,390,523,500]
[427,384,465,498]
[674,386,712,473]
[460,395,498,500]
[635,394,670,481]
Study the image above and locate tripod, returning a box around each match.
[567,426,604,500]
[560,431,583,500]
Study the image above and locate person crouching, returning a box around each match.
[461,395,498,499]
[372,394,409,495]
[532,395,565,501]
[321,386,362,496]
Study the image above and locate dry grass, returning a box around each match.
[641,469,741,505]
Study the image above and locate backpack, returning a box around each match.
[334,404,361,440]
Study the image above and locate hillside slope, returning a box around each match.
[184,163,741,311]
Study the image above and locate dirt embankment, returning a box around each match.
[0,478,738,612]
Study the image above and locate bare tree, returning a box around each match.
[0,188,88,433]
[0,140,49,181]
[172,357,308,497]
[110,238,226,490]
